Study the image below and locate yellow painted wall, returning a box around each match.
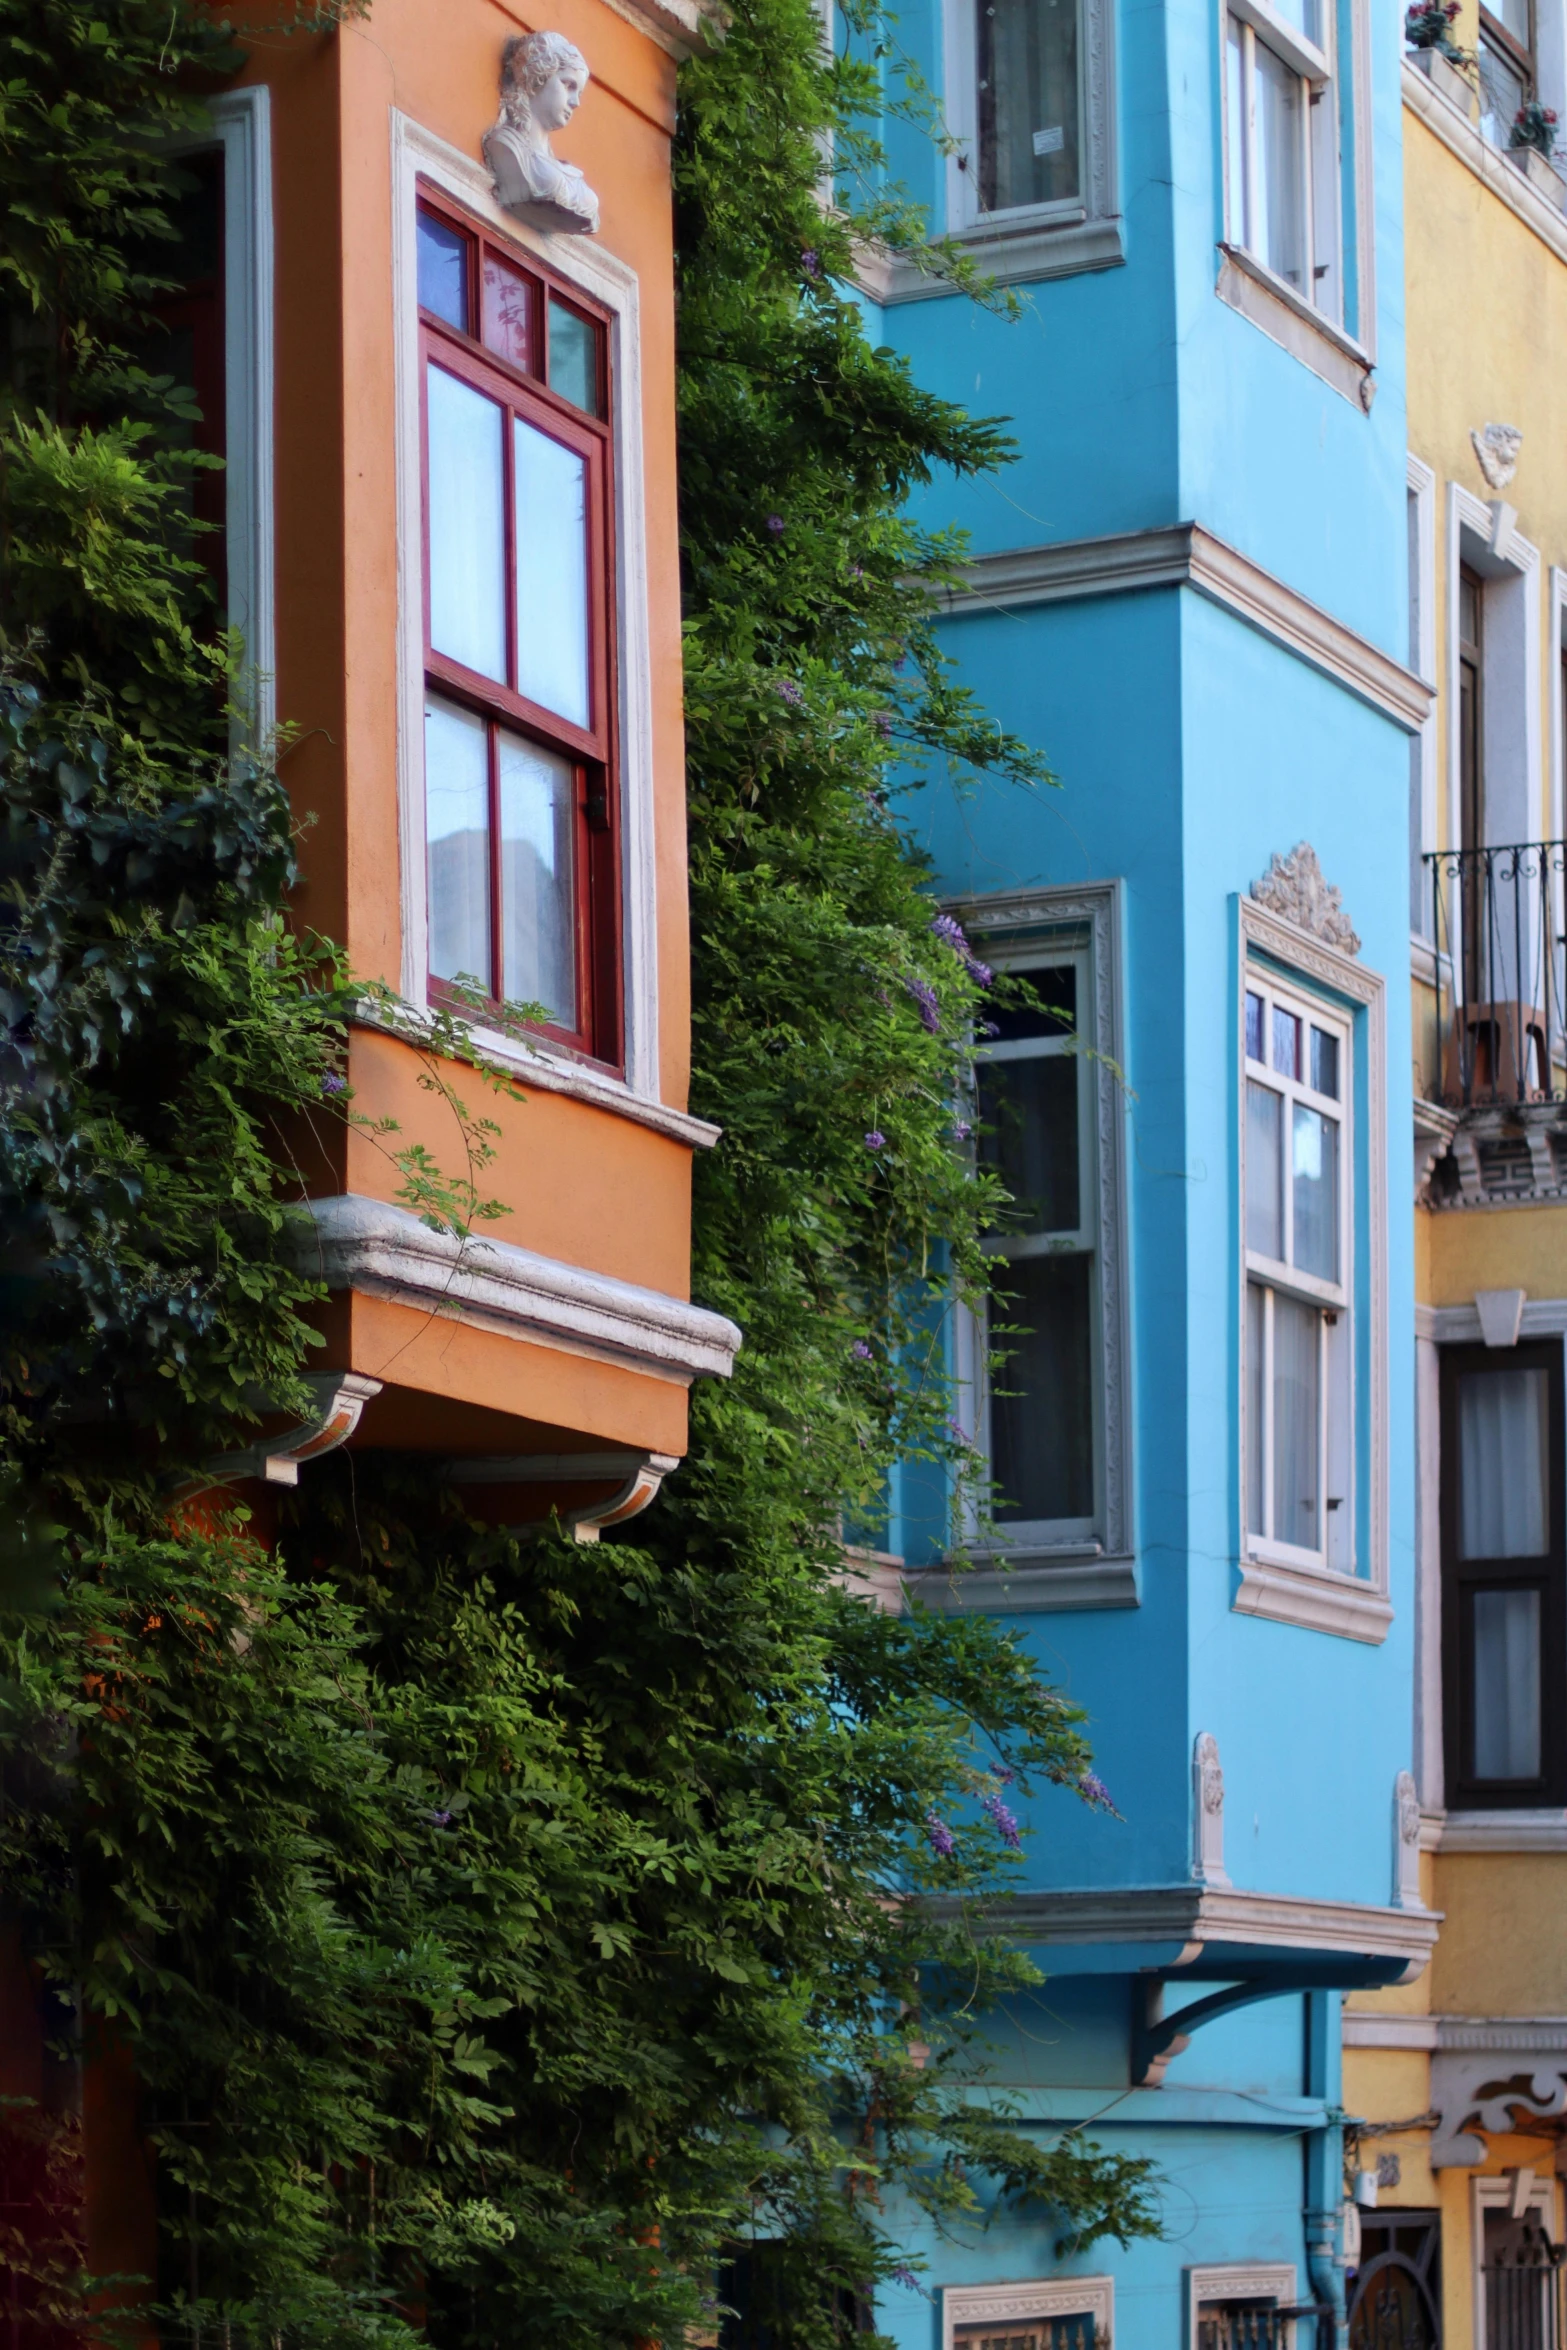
[1430,1853,1567,2011]
[1422,1201,1567,1301]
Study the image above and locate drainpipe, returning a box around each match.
[1304,1990,1347,2350]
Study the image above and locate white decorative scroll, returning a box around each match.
[1192,1732,1230,1888]
[483,32,600,235]
[1394,1770,1423,1908]
[1250,843,1362,956]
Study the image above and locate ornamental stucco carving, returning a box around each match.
[483,32,600,235]
[1192,1732,1229,1888]
[1471,421,1523,490]
[1393,1769,1422,1908]
[1250,842,1361,957]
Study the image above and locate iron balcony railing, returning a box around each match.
[1424,841,1567,1109]
[1198,2303,1338,2350]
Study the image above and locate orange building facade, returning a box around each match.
[208,0,736,1522]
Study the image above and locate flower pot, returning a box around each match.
[1509,140,1567,207]
[1408,44,1477,119]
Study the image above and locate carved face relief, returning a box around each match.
[534,64,585,132]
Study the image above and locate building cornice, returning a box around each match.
[300,1194,742,1385]
[1403,54,1567,272]
[926,1884,1440,1971]
[593,0,723,57]
[937,523,1433,732]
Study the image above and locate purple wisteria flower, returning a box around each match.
[864,1129,886,1151]
[873,710,893,739]
[952,1119,972,1142]
[930,911,994,987]
[1077,1770,1117,1813]
[852,1339,874,1361]
[983,1790,1022,1849]
[904,975,941,1034]
[925,1810,956,1859]
[892,2266,925,2294]
[801,246,822,279]
[429,1809,453,1827]
[766,512,786,536]
[319,1071,348,1096]
[775,676,805,707]
[993,1765,1016,1787]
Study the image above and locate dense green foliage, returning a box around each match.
[0,3,1160,2347]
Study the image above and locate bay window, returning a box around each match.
[1224,0,1341,322]
[1243,971,1354,1571]
[417,190,619,1065]
[1441,1343,1566,1807]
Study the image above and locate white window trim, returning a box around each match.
[390,110,660,1108]
[1186,2265,1298,2350]
[170,88,275,748]
[943,2275,1114,2350]
[1410,453,1439,942]
[1234,897,1391,1642]
[1472,2173,1560,2350]
[1215,0,1377,399]
[941,881,1134,1605]
[937,0,1121,283]
[1445,482,1543,857]
[1243,971,1354,1574]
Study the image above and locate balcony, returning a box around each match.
[1418,842,1567,1207]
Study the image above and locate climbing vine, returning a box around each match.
[0,3,1160,2348]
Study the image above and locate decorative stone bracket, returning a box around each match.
[1192,1731,1230,1889]
[1431,2048,1567,2168]
[450,1450,680,1543]
[1394,1770,1424,1908]
[204,1372,383,1488]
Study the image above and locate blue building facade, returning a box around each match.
[853,0,1441,2332]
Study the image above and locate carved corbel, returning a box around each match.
[451,1451,679,1542]
[202,1372,383,1489]
[1393,1770,1423,1909]
[1192,1731,1230,1889]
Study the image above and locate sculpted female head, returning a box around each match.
[500,31,590,134]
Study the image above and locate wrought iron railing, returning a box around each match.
[1198,2302,1336,2350]
[1423,841,1567,1108]
[1484,2236,1565,2350]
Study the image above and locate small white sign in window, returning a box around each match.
[1032,124,1065,154]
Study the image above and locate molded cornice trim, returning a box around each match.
[937,522,1434,732]
[595,0,721,56]
[300,1194,742,1384]
[926,1884,1441,1970]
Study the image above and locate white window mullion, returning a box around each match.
[1263,1284,1276,1543]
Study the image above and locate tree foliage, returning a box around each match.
[0,2,1160,2347]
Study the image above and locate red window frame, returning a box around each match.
[417,181,621,1069]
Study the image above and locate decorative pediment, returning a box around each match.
[1250,842,1361,956]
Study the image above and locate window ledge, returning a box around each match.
[1439,1807,1567,1850]
[1216,244,1375,410]
[1403,54,1567,271]
[855,212,1125,305]
[905,1552,1138,1611]
[350,997,721,1151]
[1233,1555,1393,1642]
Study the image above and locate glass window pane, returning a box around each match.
[988,965,1076,1043]
[1472,1587,1542,1780]
[990,1251,1094,1523]
[1273,1291,1321,1550]
[1253,40,1306,291]
[1246,1080,1283,1258]
[979,1054,1080,1234]
[976,0,1082,214]
[548,297,601,415]
[1272,1004,1301,1079]
[514,416,590,729]
[418,209,470,331]
[1478,30,1527,145]
[1325,1307,1352,1571]
[1292,1104,1338,1280]
[1459,1366,1551,1558]
[1245,987,1265,1063]
[499,731,577,1029]
[483,250,535,375]
[425,696,491,991]
[1227,16,1248,241]
[427,364,506,682]
[1310,1026,1339,1099]
[1247,1281,1266,1536]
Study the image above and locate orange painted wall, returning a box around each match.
[226,0,698,1313]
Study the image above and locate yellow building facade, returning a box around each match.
[1344,30,1567,2350]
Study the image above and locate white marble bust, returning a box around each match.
[483,32,600,236]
